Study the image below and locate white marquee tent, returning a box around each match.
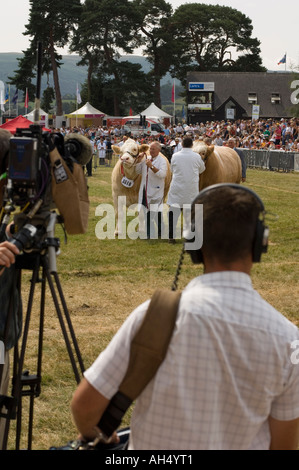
[65,102,106,127]
[24,107,49,128]
[122,103,172,125]
[140,102,172,121]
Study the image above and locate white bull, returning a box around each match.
[111,138,171,237]
[192,141,242,190]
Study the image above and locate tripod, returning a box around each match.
[0,212,85,450]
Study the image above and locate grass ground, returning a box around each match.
[5,162,299,449]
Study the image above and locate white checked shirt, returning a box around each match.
[84,272,299,450]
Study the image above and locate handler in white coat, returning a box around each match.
[97,137,106,165]
[167,136,205,242]
[135,141,168,239]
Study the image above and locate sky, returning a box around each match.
[1,0,298,71]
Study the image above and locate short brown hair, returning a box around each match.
[192,186,262,263]
[182,136,193,148]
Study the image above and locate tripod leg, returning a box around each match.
[52,272,85,375]
[43,265,84,384]
[13,263,40,450]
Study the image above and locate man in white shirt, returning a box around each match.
[97,137,106,165]
[167,136,205,243]
[71,185,299,450]
[135,141,168,239]
[170,137,182,156]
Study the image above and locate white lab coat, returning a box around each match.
[136,154,168,212]
[167,147,205,207]
[97,140,106,159]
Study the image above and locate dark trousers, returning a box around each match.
[147,211,162,238]
[168,206,182,239]
[86,159,92,176]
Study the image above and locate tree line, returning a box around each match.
[8,0,265,117]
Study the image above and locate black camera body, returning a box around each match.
[6,125,50,210]
[0,120,91,254]
[0,125,56,254]
[9,132,41,186]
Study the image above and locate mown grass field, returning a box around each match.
[6,162,299,449]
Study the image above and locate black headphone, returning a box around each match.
[184,183,269,265]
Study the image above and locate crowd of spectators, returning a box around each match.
[55,116,299,154]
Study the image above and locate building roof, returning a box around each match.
[187,71,296,118]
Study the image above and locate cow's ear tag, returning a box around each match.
[121,176,134,188]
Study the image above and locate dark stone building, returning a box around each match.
[186,71,297,123]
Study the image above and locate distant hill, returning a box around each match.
[0,52,175,98]
[0,53,90,96]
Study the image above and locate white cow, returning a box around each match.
[111,138,171,236]
[192,141,242,190]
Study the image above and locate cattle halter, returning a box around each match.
[126,149,139,158]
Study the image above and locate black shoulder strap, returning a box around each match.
[98,288,181,438]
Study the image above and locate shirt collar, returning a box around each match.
[186,271,253,291]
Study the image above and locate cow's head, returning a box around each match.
[192,141,214,161]
[112,138,149,167]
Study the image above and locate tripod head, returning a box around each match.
[0,210,61,277]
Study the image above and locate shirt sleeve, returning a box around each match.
[155,156,167,179]
[270,356,299,421]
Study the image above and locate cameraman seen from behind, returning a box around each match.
[71,185,299,450]
[0,242,19,273]
[0,129,21,449]
[0,240,19,449]
[0,129,21,272]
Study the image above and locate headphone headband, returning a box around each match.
[191,183,265,212]
[185,183,268,264]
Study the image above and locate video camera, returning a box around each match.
[0,39,91,256]
[0,124,91,255]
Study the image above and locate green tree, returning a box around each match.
[8,44,39,104]
[41,86,55,113]
[9,0,82,116]
[133,0,174,108]
[170,3,265,83]
[82,61,153,116]
[70,0,140,115]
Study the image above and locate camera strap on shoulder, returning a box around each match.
[98,288,181,439]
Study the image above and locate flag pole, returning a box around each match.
[0,92,2,125]
[173,80,175,125]
[76,84,78,127]
[34,42,43,124]
[24,87,28,115]
[76,83,79,127]
[171,79,176,125]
